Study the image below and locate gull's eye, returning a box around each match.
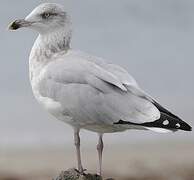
[41,12,51,19]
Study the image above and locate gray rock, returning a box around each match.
[53,169,114,180]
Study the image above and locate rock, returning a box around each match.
[53,169,113,180]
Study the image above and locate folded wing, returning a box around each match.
[37,51,191,131]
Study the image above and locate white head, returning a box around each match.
[9,3,72,34]
[9,3,72,50]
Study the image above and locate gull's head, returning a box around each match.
[9,3,71,35]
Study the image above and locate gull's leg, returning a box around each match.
[74,128,84,173]
[97,134,104,176]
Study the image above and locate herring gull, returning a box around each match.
[9,3,192,176]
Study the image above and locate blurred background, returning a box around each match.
[0,0,194,179]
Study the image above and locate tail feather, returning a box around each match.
[145,127,173,133]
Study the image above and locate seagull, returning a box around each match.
[9,3,192,176]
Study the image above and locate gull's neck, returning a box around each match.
[30,27,72,65]
[40,28,71,53]
[29,27,72,81]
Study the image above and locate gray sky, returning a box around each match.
[0,0,194,148]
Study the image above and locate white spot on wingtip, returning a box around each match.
[175,123,180,128]
[163,120,169,125]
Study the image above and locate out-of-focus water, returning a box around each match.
[0,0,193,148]
[1,142,194,180]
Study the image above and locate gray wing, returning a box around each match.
[38,53,160,125]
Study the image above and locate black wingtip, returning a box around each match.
[181,122,192,131]
[147,112,192,132]
[152,100,192,132]
[114,114,192,132]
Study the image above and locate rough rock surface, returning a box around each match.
[53,169,114,180]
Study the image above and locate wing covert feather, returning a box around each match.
[37,51,160,125]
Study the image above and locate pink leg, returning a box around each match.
[74,128,84,173]
[97,134,104,176]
